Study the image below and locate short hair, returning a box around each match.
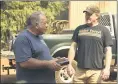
[26,11,45,27]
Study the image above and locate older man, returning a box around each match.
[67,5,113,83]
[13,11,62,83]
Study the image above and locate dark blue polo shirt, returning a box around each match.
[13,29,55,83]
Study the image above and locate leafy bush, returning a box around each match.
[1,1,67,49]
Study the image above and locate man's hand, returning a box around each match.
[101,68,110,80]
[67,64,75,77]
[48,58,62,71]
[56,57,69,66]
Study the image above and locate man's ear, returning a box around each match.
[35,23,38,29]
[36,23,41,29]
[96,13,100,20]
[36,23,39,26]
[36,26,38,29]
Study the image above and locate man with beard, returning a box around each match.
[67,5,113,83]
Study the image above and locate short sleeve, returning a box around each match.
[72,28,79,43]
[103,27,113,47]
[13,35,32,63]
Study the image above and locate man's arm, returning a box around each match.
[101,27,113,80]
[68,42,77,65]
[67,42,77,76]
[20,58,61,71]
[104,46,112,70]
[20,58,49,69]
[101,46,112,80]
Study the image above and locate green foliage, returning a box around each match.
[1,1,67,49]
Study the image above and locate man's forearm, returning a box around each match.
[105,46,112,70]
[68,42,77,65]
[20,58,49,69]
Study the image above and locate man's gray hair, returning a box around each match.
[26,11,45,27]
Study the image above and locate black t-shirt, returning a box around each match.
[72,24,113,69]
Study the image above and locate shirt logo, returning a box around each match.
[78,29,101,38]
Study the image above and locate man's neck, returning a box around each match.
[87,22,99,27]
[92,22,99,27]
[27,27,39,36]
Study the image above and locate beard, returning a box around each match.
[86,19,97,26]
[86,20,92,26]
